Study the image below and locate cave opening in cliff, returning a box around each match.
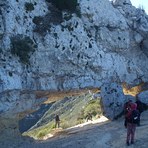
[19,88,106,139]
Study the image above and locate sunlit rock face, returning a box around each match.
[138,91,148,105]
[0,0,148,142]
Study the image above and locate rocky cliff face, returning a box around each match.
[0,0,148,145]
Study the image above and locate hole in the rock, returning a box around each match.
[19,103,54,134]
[19,88,104,140]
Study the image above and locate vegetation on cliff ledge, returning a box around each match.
[10,35,37,65]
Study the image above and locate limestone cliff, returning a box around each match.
[0,0,148,146]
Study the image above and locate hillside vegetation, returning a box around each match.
[23,92,102,139]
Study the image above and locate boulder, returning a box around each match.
[138,90,148,105]
[101,81,126,119]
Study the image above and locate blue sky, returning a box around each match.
[130,0,148,14]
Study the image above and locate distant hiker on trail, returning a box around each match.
[123,100,132,128]
[125,102,140,146]
[55,114,60,128]
[135,96,144,126]
[86,113,92,122]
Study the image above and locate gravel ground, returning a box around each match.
[2,111,148,148]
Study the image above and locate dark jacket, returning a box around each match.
[55,115,60,121]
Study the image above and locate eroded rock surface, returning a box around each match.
[0,0,148,145]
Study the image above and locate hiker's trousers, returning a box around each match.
[126,123,136,143]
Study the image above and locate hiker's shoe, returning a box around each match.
[126,142,130,146]
[131,141,134,144]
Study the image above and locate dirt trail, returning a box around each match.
[3,111,147,148]
[26,110,148,148]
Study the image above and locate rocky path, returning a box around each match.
[3,111,147,148]
[25,110,148,148]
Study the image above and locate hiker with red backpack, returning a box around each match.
[125,102,140,146]
[123,100,132,128]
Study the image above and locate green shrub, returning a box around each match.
[23,122,55,139]
[75,6,81,18]
[33,1,80,36]
[76,115,84,124]
[84,99,102,117]
[10,35,37,65]
[47,0,78,12]
[60,120,74,129]
[37,131,46,139]
[36,127,51,139]
[33,16,43,25]
[77,99,102,121]
[60,120,69,129]
[25,2,34,11]
[33,11,62,35]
